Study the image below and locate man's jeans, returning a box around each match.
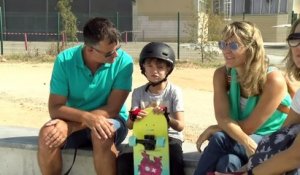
[193,131,263,175]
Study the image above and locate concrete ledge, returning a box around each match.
[0,126,200,175]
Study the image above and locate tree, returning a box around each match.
[197,0,224,62]
[57,0,78,42]
[184,0,224,62]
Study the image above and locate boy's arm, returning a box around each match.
[126,108,147,129]
[169,111,184,131]
[169,85,185,131]
[126,118,134,129]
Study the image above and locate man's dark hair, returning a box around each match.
[83,17,120,46]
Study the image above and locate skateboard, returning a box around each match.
[129,107,170,175]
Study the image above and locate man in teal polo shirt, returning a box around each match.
[37,17,133,175]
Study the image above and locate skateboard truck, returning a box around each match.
[137,135,156,150]
[129,135,166,150]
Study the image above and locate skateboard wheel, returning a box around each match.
[156,137,165,147]
[128,136,137,146]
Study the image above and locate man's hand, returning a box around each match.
[82,112,115,140]
[44,119,68,148]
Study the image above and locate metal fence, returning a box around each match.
[1,13,195,42]
[1,41,207,62]
[0,11,295,61]
[0,11,207,60]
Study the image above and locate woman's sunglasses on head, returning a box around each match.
[218,41,239,51]
[287,33,300,47]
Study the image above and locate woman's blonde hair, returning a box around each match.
[222,21,268,96]
[284,19,300,80]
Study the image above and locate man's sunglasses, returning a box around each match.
[218,41,239,51]
[92,45,121,58]
[287,33,300,47]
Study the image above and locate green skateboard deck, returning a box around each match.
[129,107,170,175]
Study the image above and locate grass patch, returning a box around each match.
[176,59,224,69]
[3,53,224,69]
[3,53,56,63]
[133,56,224,69]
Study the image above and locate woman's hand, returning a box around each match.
[243,137,258,157]
[196,125,222,152]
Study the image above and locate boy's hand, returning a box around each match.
[129,108,147,121]
[153,106,170,123]
[153,106,165,114]
[136,110,147,120]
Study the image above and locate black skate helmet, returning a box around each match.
[139,42,176,89]
[139,42,175,75]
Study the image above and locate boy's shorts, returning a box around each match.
[63,117,128,149]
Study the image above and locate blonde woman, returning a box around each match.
[194,21,292,175]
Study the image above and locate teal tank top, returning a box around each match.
[228,67,292,135]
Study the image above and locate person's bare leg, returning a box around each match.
[37,125,63,175]
[92,133,118,175]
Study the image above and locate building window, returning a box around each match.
[261,0,270,13]
[279,0,287,13]
[213,0,221,15]
[270,0,279,13]
[234,0,245,15]
[244,0,252,14]
[214,0,288,15]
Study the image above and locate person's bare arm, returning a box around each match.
[213,67,257,156]
[88,89,130,138]
[48,94,86,132]
[247,133,300,175]
[283,108,300,127]
[91,89,130,119]
[48,89,130,139]
[196,124,222,152]
[44,94,88,148]
[169,111,184,132]
[238,70,287,134]
[126,109,147,129]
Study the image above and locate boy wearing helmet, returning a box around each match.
[117,42,185,175]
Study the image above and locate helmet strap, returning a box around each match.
[143,68,172,92]
[145,77,168,92]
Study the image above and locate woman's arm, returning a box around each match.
[196,124,222,152]
[283,89,300,127]
[238,70,287,134]
[213,66,255,154]
[249,133,300,175]
[283,108,300,127]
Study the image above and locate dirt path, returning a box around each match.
[0,62,217,143]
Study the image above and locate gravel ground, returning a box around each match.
[0,62,217,144]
